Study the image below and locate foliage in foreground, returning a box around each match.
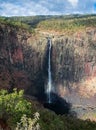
[0,89,32,124]
[16,113,40,130]
[0,89,40,130]
[39,110,96,130]
[0,89,96,130]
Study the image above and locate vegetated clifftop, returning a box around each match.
[0,22,48,98]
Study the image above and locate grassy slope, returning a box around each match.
[1,14,96,34]
[36,14,96,35]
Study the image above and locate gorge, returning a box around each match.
[0,15,96,120]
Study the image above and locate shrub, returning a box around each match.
[0,89,31,124]
[15,112,40,130]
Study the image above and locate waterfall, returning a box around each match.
[9,48,13,64]
[47,38,52,103]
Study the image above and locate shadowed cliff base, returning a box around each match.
[43,92,73,115]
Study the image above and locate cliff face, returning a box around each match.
[52,29,96,88]
[0,23,96,119]
[54,31,95,84]
[0,24,96,97]
[51,29,96,119]
[0,24,47,97]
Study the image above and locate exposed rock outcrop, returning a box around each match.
[0,23,47,97]
[51,29,96,119]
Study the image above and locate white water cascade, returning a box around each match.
[47,38,52,103]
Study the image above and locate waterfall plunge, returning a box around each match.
[47,38,52,103]
[44,39,70,115]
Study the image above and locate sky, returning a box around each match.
[0,0,96,16]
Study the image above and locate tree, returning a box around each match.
[0,89,31,124]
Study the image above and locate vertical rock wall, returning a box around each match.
[0,24,48,97]
[51,30,96,118]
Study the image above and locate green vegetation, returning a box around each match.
[0,15,51,30]
[0,14,96,129]
[0,17,34,33]
[39,110,96,130]
[37,15,96,34]
[0,89,96,130]
[0,89,32,126]
[8,15,51,28]
[1,14,96,34]
[15,113,40,130]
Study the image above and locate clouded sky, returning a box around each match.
[0,0,96,16]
